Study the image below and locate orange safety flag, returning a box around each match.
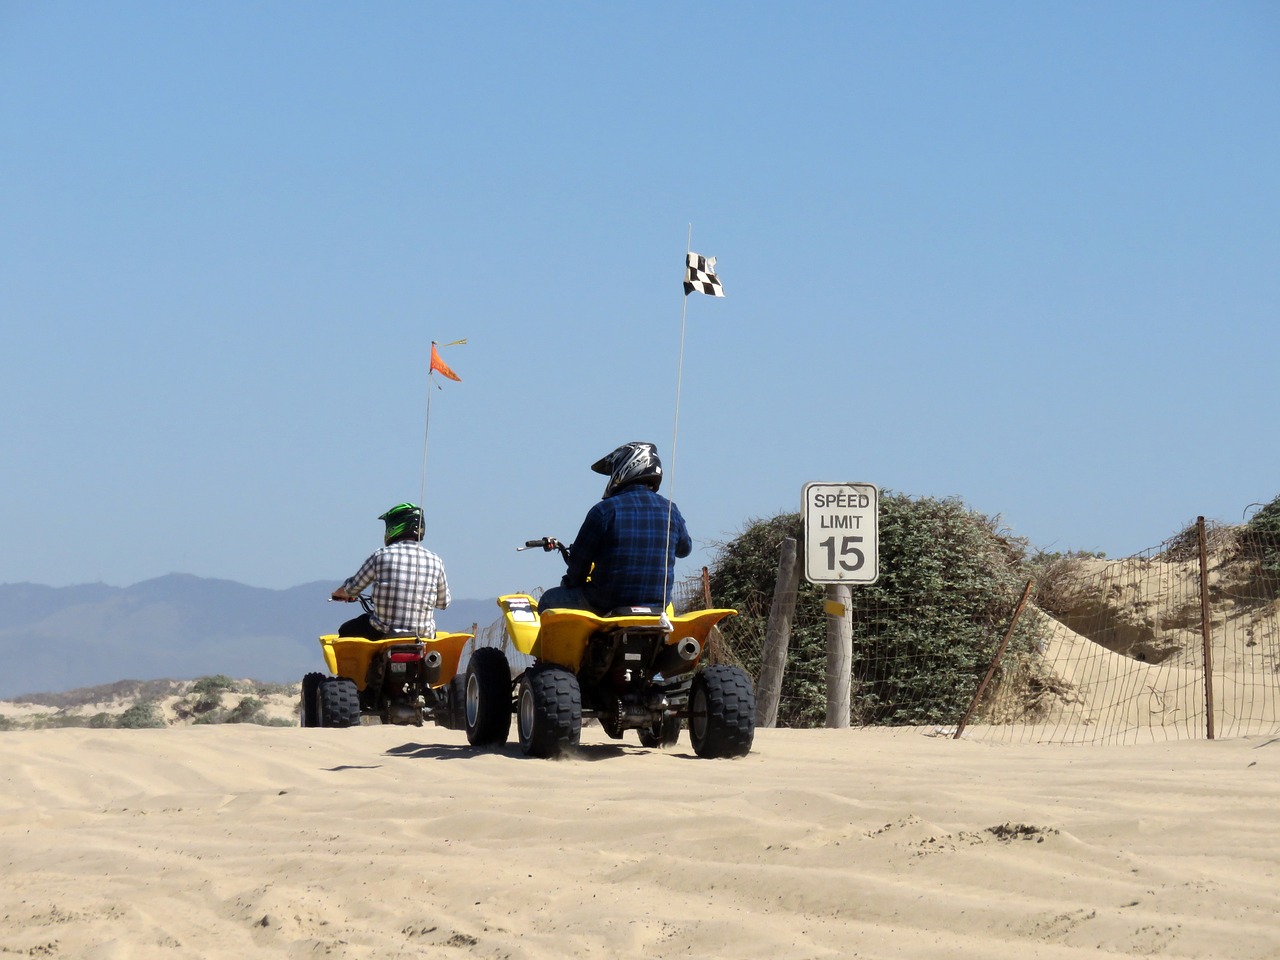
[429,342,461,382]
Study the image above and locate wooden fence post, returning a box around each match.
[1197,516,1215,740]
[825,583,852,728]
[954,579,1034,739]
[754,537,799,727]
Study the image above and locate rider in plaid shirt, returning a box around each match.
[538,442,692,614]
[331,503,451,638]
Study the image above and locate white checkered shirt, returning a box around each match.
[342,540,451,637]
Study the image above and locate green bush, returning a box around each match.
[117,701,166,729]
[190,692,223,715]
[224,697,263,724]
[1239,494,1280,577]
[190,674,238,695]
[707,493,1046,727]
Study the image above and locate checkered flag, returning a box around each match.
[683,252,725,297]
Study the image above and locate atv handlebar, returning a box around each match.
[327,594,375,614]
[518,537,570,563]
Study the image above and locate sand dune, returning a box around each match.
[2,723,1278,959]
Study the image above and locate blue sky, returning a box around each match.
[3,2,1277,601]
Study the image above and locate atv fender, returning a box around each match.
[318,631,473,691]
[497,594,542,656]
[497,595,736,672]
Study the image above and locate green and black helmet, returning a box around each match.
[379,503,424,543]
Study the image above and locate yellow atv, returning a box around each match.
[464,538,755,759]
[302,596,473,728]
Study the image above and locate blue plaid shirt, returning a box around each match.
[342,540,450,637]
[565,485,692,610]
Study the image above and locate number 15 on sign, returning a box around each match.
[802,482,879,585]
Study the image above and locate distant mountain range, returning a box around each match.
[0,575,498,699]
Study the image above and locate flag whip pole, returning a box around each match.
[419,338,466,512]
[661,226,694,627]
[661,226,724,622]
[419,361,435,512]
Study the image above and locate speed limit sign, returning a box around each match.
[802,482,879,584]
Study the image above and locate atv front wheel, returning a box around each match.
[637,714,681,749]
[465,646,512,747]
[318,677,361,728]
[300,672,326,727]
[517,665,582,758]
[688,665,755,759]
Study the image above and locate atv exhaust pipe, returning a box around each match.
[422,649,443,686]
[653,636,701,677]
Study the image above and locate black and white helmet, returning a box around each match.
[591,441,663,497]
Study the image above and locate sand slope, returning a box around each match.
[2,724,1278,959]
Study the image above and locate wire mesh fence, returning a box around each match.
[973,523,1280,744]
[678,520,1280,745]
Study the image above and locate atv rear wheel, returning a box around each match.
[688,665,755,759]
[465,646,512,747]
[637,714,681,749]
[300,672,326,727]
[517,665,582,758]
[318,676,361,728]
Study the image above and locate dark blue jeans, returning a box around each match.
[536,584,601,614]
